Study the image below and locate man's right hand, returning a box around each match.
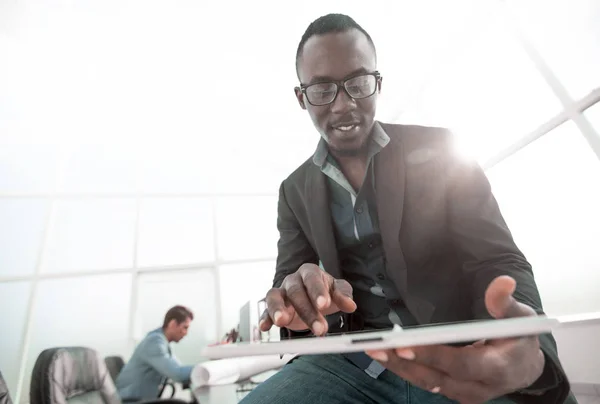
[259,263,357,336]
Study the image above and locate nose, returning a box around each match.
[330,87,356,114]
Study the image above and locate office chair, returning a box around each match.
[104,356,178,401]
[0,370,13,404]
[30,347,187,404]
[104,356,125,385]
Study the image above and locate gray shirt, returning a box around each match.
[312,122,417,330]
[312,122,418,378]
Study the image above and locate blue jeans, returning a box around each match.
[240,354,516,404]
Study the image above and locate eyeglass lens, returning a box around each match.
[305,74,377,106]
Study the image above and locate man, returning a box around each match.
[116,305,195,402]
[242,13,577,404]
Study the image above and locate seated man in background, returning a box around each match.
[116,305,195,402]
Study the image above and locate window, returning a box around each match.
[0,281,31,396]
[137,198,215,267]
[486,122,600,315]
[0,143,63,193]
[42,199,136,273]
[215,197,278,261]
[403,13,562,164]
[0,199,49,277]
[585,102,600,134]
[506,0,600,100]
[59,143,137,193]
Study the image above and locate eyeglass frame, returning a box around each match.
[297,71,382,106]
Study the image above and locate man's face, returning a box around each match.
[295,29,380,156]
[170,318,191,342]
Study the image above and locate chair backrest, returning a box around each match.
[0,370,14,404]
[104,357,125,384]
[30,347,120,404]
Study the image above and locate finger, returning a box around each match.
[265,288,295,327]
[331,279,357,313]
[283,273,327,335]
[485,276,536,319]
[298,264,331,310]
[406,340,543,387]
[366,349,446,393]
[397,344,499,382]
[259,309,273,332]
[366,349,492,403]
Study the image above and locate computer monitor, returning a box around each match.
[238,300,254,342]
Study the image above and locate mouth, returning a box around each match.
[331,122,360,133]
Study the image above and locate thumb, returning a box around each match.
[485,275,536,319]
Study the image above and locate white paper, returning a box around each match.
[191,354,296,387]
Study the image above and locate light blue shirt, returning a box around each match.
[116,328,194,401]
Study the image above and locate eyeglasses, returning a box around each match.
[300,71,381,106]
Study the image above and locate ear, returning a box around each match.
[294,87,307,110]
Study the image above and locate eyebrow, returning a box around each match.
[306,68,370,85]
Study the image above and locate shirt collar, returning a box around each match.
[312,121,390,168]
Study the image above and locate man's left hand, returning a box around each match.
[366,276,545,404]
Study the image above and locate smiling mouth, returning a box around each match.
[332,123,359,132]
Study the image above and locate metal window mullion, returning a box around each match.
[501,1,600,161]
[0,192,278,199]
[483,88,600,170]
[211,197,222,341]
[571,113,600,162]
[0,256,278,283]
[13,144,72,404]
[13,197,55,404]
[127,196,142,350]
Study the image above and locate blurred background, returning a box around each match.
[1,0,599,402]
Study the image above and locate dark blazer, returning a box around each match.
[273,122,575,403]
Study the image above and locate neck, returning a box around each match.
[330,145,369,167]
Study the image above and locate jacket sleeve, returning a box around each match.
[143,335,193,383]
[274,181,321,339]
[273,181,319,288]
[444,138,572,403]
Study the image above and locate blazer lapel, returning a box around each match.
[305,165,342,279]
[375,125,435,323]
[375,131,410,300]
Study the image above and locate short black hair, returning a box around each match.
[295,13,376,79]
[162,305,194,329]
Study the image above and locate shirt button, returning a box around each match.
[355,206,363,214]
[377,273,385,280]
[368,242,374,248]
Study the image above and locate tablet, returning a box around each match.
[201,315,560,360]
